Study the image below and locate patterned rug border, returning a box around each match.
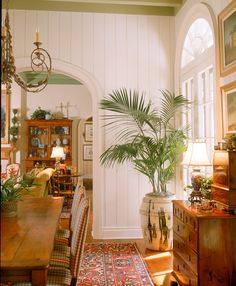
[78,241,155,286]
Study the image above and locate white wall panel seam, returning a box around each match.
[59,12,61,60]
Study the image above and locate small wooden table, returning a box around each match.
[0,196,64,286]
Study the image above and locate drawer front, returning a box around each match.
[173,216,198,252]
[173,204,184,221]
[173,216,187,238]
[173,252,198,286]
[184,212,198,231]
[173,232,198,274]
[188,227,198,252]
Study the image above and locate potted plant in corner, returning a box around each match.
[100,88,190,250]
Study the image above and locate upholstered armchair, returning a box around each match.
[21,168,55,198]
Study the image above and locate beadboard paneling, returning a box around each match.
[93,14,105,87]
[13,10,26,58]
[48,11,60,59]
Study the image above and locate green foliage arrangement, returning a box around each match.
[200,176,213,199]
[31,107,51,120]
[0,176,33,202]
[100,88,190,197]
[225,133,236,150]
[9,108,19,144]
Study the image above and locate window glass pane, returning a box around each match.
[198,105,205,138]
[181,21,214,195]
[209,68,213,101]
[181,18,213,67]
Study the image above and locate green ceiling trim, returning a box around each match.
[19,71,82,85]
[3,0,176,16]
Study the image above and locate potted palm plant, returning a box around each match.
[100,88,190,250]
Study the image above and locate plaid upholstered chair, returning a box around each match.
[54,183,86,246]
[50,197,90,286]
[12,197,90,286]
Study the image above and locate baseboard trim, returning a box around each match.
[102,227,143,239]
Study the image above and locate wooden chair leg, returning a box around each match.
[71,277,77,286]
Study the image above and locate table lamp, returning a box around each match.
[182,140,211,203]
[50,146,65,170]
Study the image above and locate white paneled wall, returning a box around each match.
[7,9,175,238]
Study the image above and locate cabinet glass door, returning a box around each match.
[28,126,49,158]
[50,126,71,160]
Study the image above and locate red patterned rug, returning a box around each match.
[77,242,155,286]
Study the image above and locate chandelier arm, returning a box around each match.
[1,1,52,93]
[31,48,52,72]
[13,73,49,93]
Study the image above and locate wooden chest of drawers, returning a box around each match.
[172,200,236,286]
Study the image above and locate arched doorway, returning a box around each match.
[16,58,104,238]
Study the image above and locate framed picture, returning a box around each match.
[84,123,93,142]
[1,89,10,144]
[221,82,236,137]
[218,1,236,76]
[83,144,93,161]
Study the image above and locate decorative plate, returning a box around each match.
[31,137,40,147]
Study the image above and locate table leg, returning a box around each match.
[32,269,48,286]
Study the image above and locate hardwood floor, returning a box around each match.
[61,189,176,286]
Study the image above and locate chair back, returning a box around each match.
[6,163,20,179]
[70,197,90,281]
[51,172,74,197]
[70,185,86,230]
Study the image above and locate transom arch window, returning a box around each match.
[180,17,215,192]
[181,18,214,68]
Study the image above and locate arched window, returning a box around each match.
[181,17,215,192]
[181,18,213,68]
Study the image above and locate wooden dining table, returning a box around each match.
[0,196,64,286]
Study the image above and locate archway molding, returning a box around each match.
[16,57,104,238]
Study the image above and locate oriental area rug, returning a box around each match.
[77,242,155,286]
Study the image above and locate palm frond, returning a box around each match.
[159,89,190,127]
[100,87,191,194]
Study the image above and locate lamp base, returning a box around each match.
[188,190,202,203]
[55,159,61,171]
[189,167,204,203]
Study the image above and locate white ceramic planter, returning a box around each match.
[140,193,175,251]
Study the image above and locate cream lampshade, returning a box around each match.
[182,140,211,203]
[50,146,65,170]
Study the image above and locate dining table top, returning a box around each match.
[1,196,64,285]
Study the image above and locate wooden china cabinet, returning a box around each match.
[25,119,73,172]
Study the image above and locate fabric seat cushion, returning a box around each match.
[50,251,70,269]
[54,228,70,245]
[53,244,70,257]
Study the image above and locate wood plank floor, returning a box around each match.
[61,189,177,286]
